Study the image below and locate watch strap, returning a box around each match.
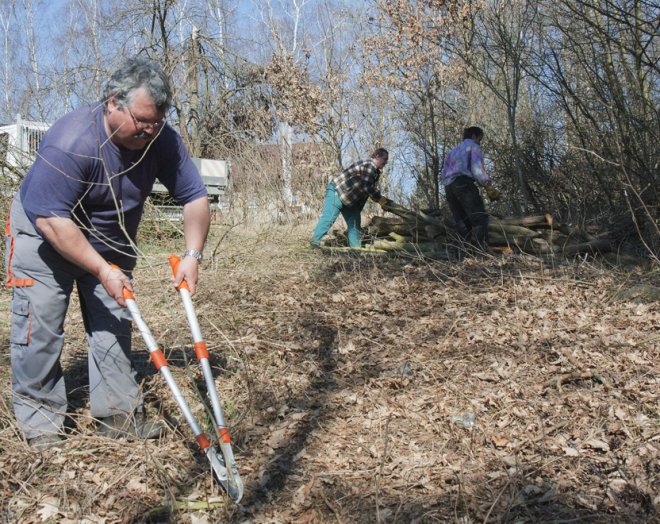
[183,249,203,261]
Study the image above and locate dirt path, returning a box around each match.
[1,224,658,523]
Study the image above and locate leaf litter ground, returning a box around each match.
[0,222,658,523]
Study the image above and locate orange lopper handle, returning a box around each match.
[169,255,190,291]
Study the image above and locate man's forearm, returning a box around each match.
[35,216,109,278]
[35,216,137,305]
[173,196,210,295]
[182,196,210,252]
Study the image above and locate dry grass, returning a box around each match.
[1,218,658,523]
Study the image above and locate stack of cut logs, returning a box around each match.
[364,202,612,256]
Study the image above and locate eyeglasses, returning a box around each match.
[126,106,166,131]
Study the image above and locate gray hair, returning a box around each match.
[103,56,172,111]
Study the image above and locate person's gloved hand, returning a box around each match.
[486,185,501,202]
[378,196,393,208]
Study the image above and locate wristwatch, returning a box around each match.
[183,249,204,262]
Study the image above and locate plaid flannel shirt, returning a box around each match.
[332,158,384,207]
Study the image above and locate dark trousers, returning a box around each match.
[445,176,489,248]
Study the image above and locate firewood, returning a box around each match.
[373,238,440,253]
[365,206,610,259]
[425,224,448,239]
[388,232,412,243]
[541,230,565,243]
[417,210,447,227]
[368,223,427,239]
[488,233,545,250]
[555,238,612,256]
[524,238,554,254]
[492,214,553,228]
[381,201,418,220]
[381,201,445,226]
[488,223,541,238]
[492,215,573,234]
[370,216,414,227]
[372,239,411,251]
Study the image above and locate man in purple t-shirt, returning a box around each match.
[5,57,210,449]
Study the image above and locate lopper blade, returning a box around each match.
[206,446,243,503]
[220,442,244,503]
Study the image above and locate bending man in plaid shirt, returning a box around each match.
[311,148,393,248]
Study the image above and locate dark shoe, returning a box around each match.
[97,413,165,440]
[28,434,64,450]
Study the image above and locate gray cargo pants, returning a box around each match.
[5,197,143,439]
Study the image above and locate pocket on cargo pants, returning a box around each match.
[10,294,31,346]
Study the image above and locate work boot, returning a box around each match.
[28,434,64,450]
[96,413,165,440]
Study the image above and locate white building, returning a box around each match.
[0,115,50,176]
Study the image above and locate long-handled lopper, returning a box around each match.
[168,255,244,502]
[112,262,244,503]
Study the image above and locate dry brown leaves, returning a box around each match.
[264,54,325,131]
[0,222,658,522]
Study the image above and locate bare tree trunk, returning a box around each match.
[24,0,43,118]
[427,88,440,208]
[0,6,12,119]
[508,108,530,213]
[208,0,229,90]
[279,120,294,205]
[188,25,201,156]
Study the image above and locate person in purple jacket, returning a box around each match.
[5,56,211,450]
[441,126,500,250]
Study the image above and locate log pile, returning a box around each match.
[364,202,612,257]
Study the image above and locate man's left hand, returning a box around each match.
[172,255,200,295]
[486,186,501,202]
[378,197,394,208]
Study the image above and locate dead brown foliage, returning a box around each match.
[0,221,658,523]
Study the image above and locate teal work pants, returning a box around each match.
[311,183,364,247]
